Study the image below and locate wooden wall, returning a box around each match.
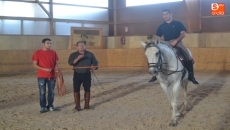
[1,48,229,76]
[111,0,230,36]
[107,33,230,48]
[114,0,187,36]
[190,48,230,70]
[201,0,230,32]
[0,35,108,50]
[0,32,230,76]
[106,49,146,67]
[0,35,69,50]
[1,1,230,76]
[0,50,35,76]
[56,49,108,69]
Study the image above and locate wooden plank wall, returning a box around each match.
[190,48,230,70]
[201,0,230,32]
[0,49,108,76]
[0,35,69,50]
[184,0,200,33]
[1,48,229,76]
[0,50,35,76]
[106,49,147,67]
[114,1,188,36]
[112,0,230,36]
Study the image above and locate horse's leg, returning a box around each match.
[182,79,190,111]
[169,82,181,127]
[159,83,172,108]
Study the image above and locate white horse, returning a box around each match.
[141,39,191,126]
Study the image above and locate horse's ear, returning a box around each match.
[140,41,147,48]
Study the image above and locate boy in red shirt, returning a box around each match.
[32,38,59,113]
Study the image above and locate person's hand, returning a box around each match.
[77,54,84,60]
[73,54,84,64]
[170,40,178,46]
[44,68,52,72]
[90,66,97,71]
[55,68,59,72]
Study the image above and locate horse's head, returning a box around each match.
[141,39,162,75]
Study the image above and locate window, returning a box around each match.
[53,5,108,21]
[0,0,109,35]
[52,0,108,7]
[55,22,82,35]
[23,21,50,35]
[0,20,21,34]
[84,24,109,36]
[0,1,48,18]
[126,0,183,7]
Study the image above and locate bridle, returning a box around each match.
[147,47,165,69]
[145,42,184,75]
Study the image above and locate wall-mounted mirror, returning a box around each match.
[70,27,103,49]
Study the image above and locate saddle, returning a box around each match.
[173,46,194,70]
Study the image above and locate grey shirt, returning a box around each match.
[68,50,98,73]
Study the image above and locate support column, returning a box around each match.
[113,0,117,36]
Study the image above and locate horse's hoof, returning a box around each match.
[169,122,178,127]
[176,113,184,118]
[175,112,183,118]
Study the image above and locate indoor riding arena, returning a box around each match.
[0,0,230,130]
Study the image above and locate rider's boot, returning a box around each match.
[187,60,199,84]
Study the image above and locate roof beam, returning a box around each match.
[1,0,37,4]
[35,0,52,18]
[0,16,113,24]
[2,0,112,9]
[54,18,113,24]
[51,2,113,9]
[0,16,50,21]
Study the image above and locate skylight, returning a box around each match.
[126,0,183,7]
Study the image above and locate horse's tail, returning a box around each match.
[55,70,66,96]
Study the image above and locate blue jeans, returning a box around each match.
[38,78,56,108]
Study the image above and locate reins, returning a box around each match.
[146,42,184,75]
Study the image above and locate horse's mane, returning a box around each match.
[145,41,173,51]
[145,42,157,50]
[159,41,173,50]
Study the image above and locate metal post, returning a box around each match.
[50,0,54,35]
[113,0,117,36]
[20,20,23,35]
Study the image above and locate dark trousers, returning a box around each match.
[73,72,91,92]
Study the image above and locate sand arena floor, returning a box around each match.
[0,68,230,130]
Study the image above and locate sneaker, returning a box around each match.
[40,107,47,113]
[49,106,54,111]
